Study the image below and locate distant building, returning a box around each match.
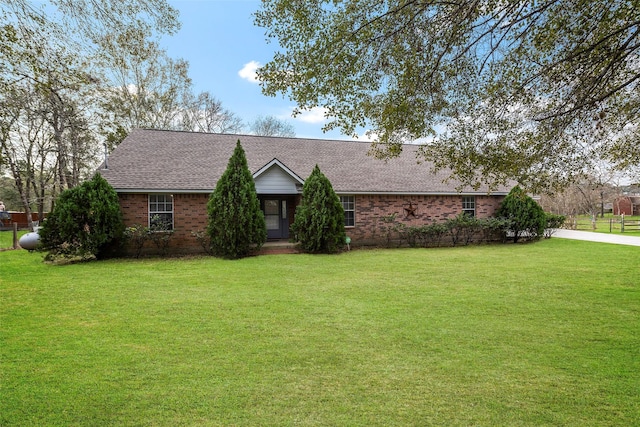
[613,196,640,216]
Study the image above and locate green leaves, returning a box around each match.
[207,140,266,259]
[290,165,346,253]
[1,0,187,218]
[256,0,640,192]
[496,186,547,243]
[39,173,124,259]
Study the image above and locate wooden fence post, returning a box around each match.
[13,222,18,249]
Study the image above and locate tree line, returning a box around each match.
[255,0,640,193]
[0,0,294,225]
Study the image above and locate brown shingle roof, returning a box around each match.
[99,129,511,195]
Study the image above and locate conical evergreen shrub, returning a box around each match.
[290,165,346,253]
[39,173,124,259]
[496,185,546,243]
[207,140,266,258]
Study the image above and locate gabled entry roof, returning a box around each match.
[253,158,305,182]
[99,128,512,195]
[253,159,304,195]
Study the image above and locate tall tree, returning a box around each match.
[207,141,266,259]
[2,0,179,50]
[290,165,345,253]
[0,86,38,227]
[180,91,244,134]
[1,12,102,217]
[1,0,179,99]
[0,84,58,225]
[255,1,640,193]
[0,0,184,214]
[0,176,21,211]
[96,26,193,144]
[250,115,295,137]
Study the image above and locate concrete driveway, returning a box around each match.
[552,229,640,247]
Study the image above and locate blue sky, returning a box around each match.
[161,0,359,140]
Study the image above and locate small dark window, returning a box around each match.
[462,196,476,217]
[149,194,174,230]
[340,195,355,227]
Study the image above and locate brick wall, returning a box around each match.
[119,193,210,254]
[346,194,504,243]
[119,193,149,226]
[118,192,505,254]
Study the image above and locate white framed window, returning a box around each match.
[462,196,476,217]
[340,195,355,227]
[149,194,174,230]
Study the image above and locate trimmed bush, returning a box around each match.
[477,217,512,243]
[290,165,346,253]
[191,230,213,255]
[399,218,510,248]
[445,213,479,246]
[124,224,149,258]
[148,216,174,257]
[379,213,400,247]
[39,173,124,259]
[544,213,566,238]
[207,140,266,259]
[496,186,546,243]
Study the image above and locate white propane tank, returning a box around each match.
[19,231,40,250]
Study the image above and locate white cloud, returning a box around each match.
[295,107,328,124]
[356,130,377,142]
[238,61,261,83]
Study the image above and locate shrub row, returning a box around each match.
[123,219,175,258]
[374,212,566,248]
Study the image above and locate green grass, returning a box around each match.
[0,229,25,250]
[570,215,640,236]
[2,240,639,426]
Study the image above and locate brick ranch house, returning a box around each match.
[100,129,512,254]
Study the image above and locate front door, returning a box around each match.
[263,198,289,239]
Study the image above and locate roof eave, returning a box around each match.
[112,188,508,196]
[334,190,509,196]
[253,158,305,185]
[113,188,213,194]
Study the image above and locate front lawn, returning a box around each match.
[0,229,25,250]
[1,240,638,426]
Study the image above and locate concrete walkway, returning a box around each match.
[552,229,640,247]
